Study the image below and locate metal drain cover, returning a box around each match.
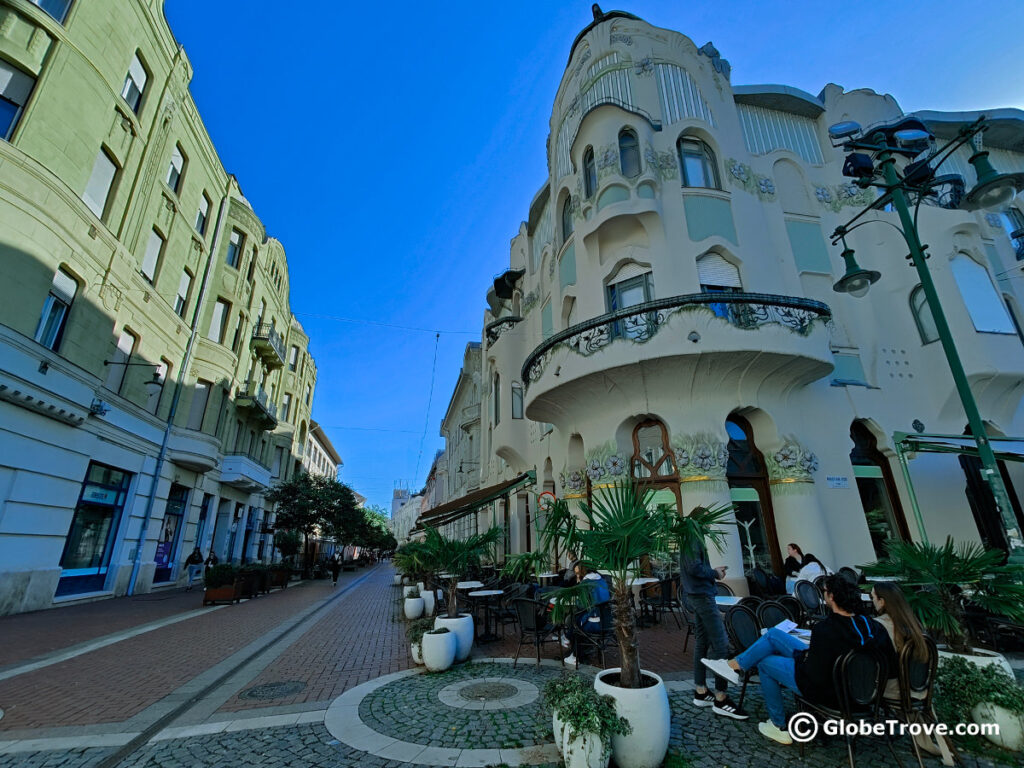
[239,681,306,700]
[458,682,518,701]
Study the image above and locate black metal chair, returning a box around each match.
[838,566,860,585]
[715,581,735,597]
[724,604,761,708]
[570,602,615,669]
[511,598,558,667]
[777,595,804,624]
[678,592,698,652]
[794,579,828,624]
[640,578,682,628]
[737,595,763,612]
[796,649,901,768]
[756,600,790,630]
[495,584,529,639]
[813,573,831,591]
[746,567,774,598]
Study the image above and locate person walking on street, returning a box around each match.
[680,518,748,720]
[185,547,205,590]
[329,553,342,586]
[205,551,219,567]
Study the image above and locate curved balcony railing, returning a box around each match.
[521,292,832,388]
[485,315,523,346]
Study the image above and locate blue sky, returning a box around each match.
[164,1,1024,512]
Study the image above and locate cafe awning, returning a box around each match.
[415,471,536,531]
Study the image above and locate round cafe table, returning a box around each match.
[468,589,504,642]
[538,572,560,587]
[456,580,484,590]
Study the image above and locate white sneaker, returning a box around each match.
[758,720,793,745]
[560,635,571,648]
[563,654,577,666]
[700,658,740,686]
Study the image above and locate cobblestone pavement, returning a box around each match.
[0,567,1019,767]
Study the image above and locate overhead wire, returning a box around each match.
[413,333,441,484]
[293,311,477,336]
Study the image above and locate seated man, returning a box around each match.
[702,574,896,745]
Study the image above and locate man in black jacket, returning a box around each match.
[702,574,895,745]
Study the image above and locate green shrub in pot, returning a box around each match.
[203,564,237,589]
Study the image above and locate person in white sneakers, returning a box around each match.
[702,575,896,745]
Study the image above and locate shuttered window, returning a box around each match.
[121,53,147,114]
[697,253,741,289]
[174,270,192,318]
[83,149,118,219]
[207,298,230,343]
[140,229,163,282]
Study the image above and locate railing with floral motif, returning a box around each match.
[521,292,832,388]
[485,316,523,347]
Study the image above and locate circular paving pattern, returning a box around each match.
[437,677,539,710]
[460,682,517,701]
[238,681,306,700]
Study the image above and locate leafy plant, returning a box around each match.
[426,627,450,635]
[405,586,421,599]
[935,655,1024,724]
[542,672,589,709]
[420,526,504,618]
[273,529,302,561]
[543,673,631,750]
[501,550,549,583]
[859,537,1024,654]
[203,563,237,589]
[405,617,435,647]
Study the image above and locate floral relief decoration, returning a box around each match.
[816,182,875,214]
[670,433,729,481]
[610,33,634,46]
[596,144,619,180]
[765,437,819,485]
[726,159,776,201]
[521,291,538,316]
[644,144,678,182]
[583,441,628,485]
[634,56,654,76]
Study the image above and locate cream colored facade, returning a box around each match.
[442,10,1024,585]
[303,420,341,480]
[0,0,318,613]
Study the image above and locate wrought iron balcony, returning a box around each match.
[521,292,832,387]
[235,385,278,429]
[250,323,285,369]
[485,315,523,346]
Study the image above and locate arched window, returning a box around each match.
[583,147,597,198]
[849,421,910,559]
[677,136,720,189]
[726,415,782,574]
[909,285,938,344]
[950,253,1016,333]
[628,419,681,511]
[698,253,741,318]
[561,195,573,244]
[619,129,640,178]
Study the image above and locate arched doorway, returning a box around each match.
[849,421,910,559]
[726,415,782,574]
[960,424,1024,555]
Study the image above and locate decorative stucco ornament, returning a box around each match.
[635,56,654,76]
[697,42,731,80]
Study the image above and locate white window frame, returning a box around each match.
[0,60,34,141]
[140,228,164,282]
[83,148,117,219]
[166,143,185,193]
[120,52,147,114]
[34,268,77,350]
[105,329,137,394]
[174,270,192,318]
[207,298,230,343]
[195,192,210,235]
[226,229,243,268]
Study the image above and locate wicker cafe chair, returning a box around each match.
[511,598,557,667]
[724,604,762,708]
[796,649,901,768]
[756,600,791,631]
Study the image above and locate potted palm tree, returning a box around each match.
[548,481,733,768]
[421,525,503,662]
[859,537,1024,672]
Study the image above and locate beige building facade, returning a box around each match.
[429,9,1024,587]
[0,0,318,613]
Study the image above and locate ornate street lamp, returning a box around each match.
[828,115,1024,563]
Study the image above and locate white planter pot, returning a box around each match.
[972,702,1024,751]
[563,730,608,768]
[422,630,456,672]
[392,574,402,586]
[422,588,435,616]
[417,581,425,593]
[937,646,1014,677]
[402,585,418,598]
[434,614,474,661]
[404,597,425,620]
[411,642,423,665]
[593,668,670,768]
[553,711,565,755]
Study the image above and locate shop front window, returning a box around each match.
[849,421,909,560]
[154,484,188,582]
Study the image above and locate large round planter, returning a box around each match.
[422,588,436,616]
[971,702,1024,751]
[392,574,402,586]
[410,642,424,665]
[422,630,456,672]
[402,585,418,598]
[593,668,669,768]
[434,614,474,662]
[563,730,608,768]
[553,711,566,755]
[404,597,425,620]
[937,646,1014,677]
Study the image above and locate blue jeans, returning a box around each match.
[735,627,804,728]
[689,594,731,692]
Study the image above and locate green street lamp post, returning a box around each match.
[829,116,1024,564]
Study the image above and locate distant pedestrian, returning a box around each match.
[185,547,205,590]
[205,551,219,567]
[329,553,342,586]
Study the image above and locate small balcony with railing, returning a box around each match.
[220,453,272,492]
[251,323,286,370]
[520,292,834,421]
[235,384,278,430]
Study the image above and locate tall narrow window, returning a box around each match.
[511,382,523,419]
[166,143,185,194]
[606,269,654,339]
[282,393,293,422]
[187,379,211,431]
[493,373,500,426]
[583,147,597,198]
[35,268,77,351]
[104,329,137,394]
[174,269,192,319]
[147,358,171,415]
[305,382,312,405]
[697,252,742,318]
[619,128,641,178]
[561,196,573,244]
[951,253,1016,334]
[83,148,118,219]
[195,192,211,235]
[678,137,720,189]
[207,298,230,343]
[0,60,34,142]
[29,0,72,23]
[231,311,245,353]
[850,421,909,559]
[247,247,258,281]
[140,228,164,282]
[120,53,147,114]
[909,285,938,344]
[288,345,299,371]
[226,228,243,268]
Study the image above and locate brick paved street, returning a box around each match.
[0,566,1018,767]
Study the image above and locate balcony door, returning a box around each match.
[606,267,654,339]
[726,416,782,575]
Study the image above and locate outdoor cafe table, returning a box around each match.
[468,589,504,642]
[715,595,741,611]
[538,572,560,587]
[456,581,484,590]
